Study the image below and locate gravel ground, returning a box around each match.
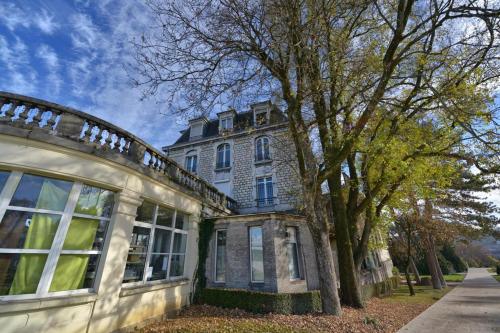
[138,297,430,333]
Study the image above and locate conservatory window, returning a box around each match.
[249,226,264,282]
[0,171,114,299]
[214,229,227,282]
[123,201,189,285]
[286,227,301,280]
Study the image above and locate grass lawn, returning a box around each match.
[419,273,465,283]
[138,285,450,333]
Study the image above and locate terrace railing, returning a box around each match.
[0,91,237,213]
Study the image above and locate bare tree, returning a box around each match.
[133,0,500,309]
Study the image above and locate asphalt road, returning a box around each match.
[398,267,500,333]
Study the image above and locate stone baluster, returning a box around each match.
[5,101,18,120]
[15,103,31,125]
[113,135,122,151]
[82,121,94,143]
[122,140,131,154]
[32,106,44,127]
[105,130,113,149]
[94,126,104,145]
[45,110,59,129]
[0,98,7,115]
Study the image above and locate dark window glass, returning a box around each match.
[152,229,171,253]
[175,212,186,230]
[0,253,47,295]
[169,254,185,277]
[250,226,264,282]
[123,226,150,283]
[156,206,174,227]
[0,171,9,193]
[215,230,226,282]
[172,233,187,253]
[10,174,72,211]
[0,211,61,249]
[74,185,114,217]
[148,254,169,281]
[136,201,156,223]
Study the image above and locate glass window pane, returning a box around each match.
[0,211,61,249]
[215,230,226,282]
[123,226,150,283]
[0,253,47,295]
[136,201,155,223]
[175,212,187,230]
[49,254,100,291]
[250,227,264,282]
[251,247,264,282]
[288,243,300,279]
[74,185,114,217]
[172,233,187,254]
[63,217,107,251]
[152,229,171,253]
[0,171,10,193]
[170,254,185,277]
[10,174,72,211]
[148,254,169,281]
[123,253,147,283]
[156,206,174,227]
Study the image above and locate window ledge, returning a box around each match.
[0,293,98,314]
[254,159,272,166]
[215,167,231,172]
[120,278,189,297]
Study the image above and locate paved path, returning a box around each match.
[398,268,500,333]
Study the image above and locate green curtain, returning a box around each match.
[49,217,98,291]
[9,181,67,295]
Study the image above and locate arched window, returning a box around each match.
[216,143,231,169]
[185,150,197,173]
[255,136,270,161]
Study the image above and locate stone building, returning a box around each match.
[164,101,393,293]
[0,92,393,333]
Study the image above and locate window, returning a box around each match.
[123,201,188,285]
[216,143,231,169]
[286,227,300,280]
[0,171,114,299]
[220,117,233,131]
[256,177,273,207]
[185,151,198,174]
[214,229,226,282]
[249,226,264,282]
[189,123,203,139]
[255,137,270,161]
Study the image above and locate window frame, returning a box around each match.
[255,136,271,162]
[219,116,233,131]
[286,227,301,281]
[123,202,189,288]
[185,151,198,174]
[249,226,264,283]
[216,143,231,169]
[214,229,227,283]
[0,171,114,301]
[256,176,274,207]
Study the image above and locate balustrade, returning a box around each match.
[0,91,237,212]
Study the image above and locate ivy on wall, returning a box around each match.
[193,217,215,303]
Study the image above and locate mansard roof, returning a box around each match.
[170,107,288,146]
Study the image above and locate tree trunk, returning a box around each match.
[328,175,364,308]
[304,195,342,315]
[409,256,421,284]
[431,241,447,288]
[424,241,442,289]
[405,264,415,296]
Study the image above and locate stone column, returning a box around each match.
[88,189,142,333]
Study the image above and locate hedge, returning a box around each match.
[200,288,322,314]
[201,276,399,314]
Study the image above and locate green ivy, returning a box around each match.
[193,217,215,303]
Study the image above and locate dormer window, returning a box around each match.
[252,101,271,127]
[220,116,233,132]
[188,117,208,141]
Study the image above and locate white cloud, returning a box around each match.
[0,36,38,94]
[34,9,59,34]
[36,44,62,94]
[0,3,59,34]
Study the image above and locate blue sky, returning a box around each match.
[0,0,184,148]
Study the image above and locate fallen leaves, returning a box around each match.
[138,297,429,333]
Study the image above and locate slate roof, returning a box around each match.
[169,108,288,147]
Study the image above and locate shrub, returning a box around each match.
[392,266,400,276]
[200,288,322,314]
[496,264,500,275]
